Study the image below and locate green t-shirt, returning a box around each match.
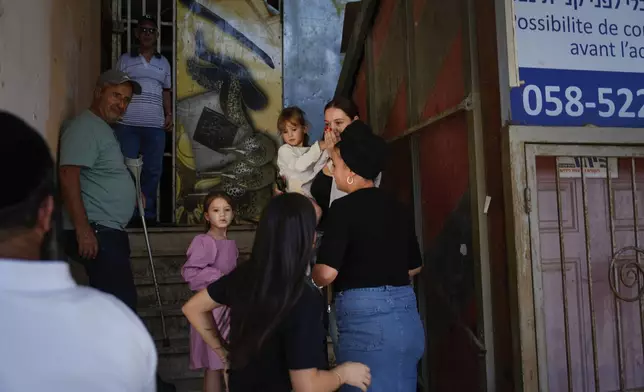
[59,110,136,230]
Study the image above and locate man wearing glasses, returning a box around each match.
[115,15,172,227]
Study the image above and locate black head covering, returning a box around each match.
[336,120,387,180]
[0,112,54,224]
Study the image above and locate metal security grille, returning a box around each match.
[110,0,176,222]
[111,0,174,64]
[525,145,644,392]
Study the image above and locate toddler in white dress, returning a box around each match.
[276,107,336,222]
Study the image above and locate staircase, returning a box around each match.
[128,225,255,392]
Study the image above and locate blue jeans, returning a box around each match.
[336,285,425,392]
[113,124,165,219]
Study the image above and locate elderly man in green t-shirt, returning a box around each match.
[59,70,142,311]
[59,70,178,392]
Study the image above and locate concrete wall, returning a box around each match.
[0,0,101,155]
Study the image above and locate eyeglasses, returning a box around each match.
[140,27,157,34]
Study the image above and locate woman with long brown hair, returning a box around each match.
[182,193,371,392]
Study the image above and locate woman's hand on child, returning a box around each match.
[335,362,371,391]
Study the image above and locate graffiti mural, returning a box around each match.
[175,0,282,225]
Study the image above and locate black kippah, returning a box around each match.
[0,111,54,211]
[337,120,387,180]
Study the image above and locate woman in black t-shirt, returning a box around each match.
[310,97,378,360]
[182,193,371,392]
[312,121,425,392]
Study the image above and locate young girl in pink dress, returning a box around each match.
[182,191,238,392]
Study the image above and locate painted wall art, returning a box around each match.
[175,0,282,225]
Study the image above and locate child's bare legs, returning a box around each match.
[203,369,224,392]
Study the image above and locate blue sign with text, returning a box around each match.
[510,0,644,127]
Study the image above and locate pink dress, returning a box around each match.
[181,234,238,370]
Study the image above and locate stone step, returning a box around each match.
[131,253,252,284]
[128,226,255,259]
[158,351,202,380]
[132,255,188,283]
[151,328,202,388]
[156,337,190,354]
[127,227,255,390]
[150,322,335,389]
[136,281,193,308]
[142,305,336,349]
[140,304,190,341]
[170,377,204,392]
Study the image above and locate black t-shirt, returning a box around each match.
[207,272,327,392]
[317,187,422,293]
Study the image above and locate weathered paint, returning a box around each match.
[412,0,464,118]
[370,0,407,136]
[473,0,514,389]
[283,0,352,141]
[370,0,396,62]
[352,53,368,119]
[339,0,530,390]
[352,0,482,389]
[0,0,100,155]
[501,127,644,392]
[174,0,282,224]
[381,138,413,205]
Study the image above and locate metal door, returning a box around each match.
[525,144,644,391]
[109,0,176,222]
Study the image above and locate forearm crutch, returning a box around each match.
[125,156,170,347]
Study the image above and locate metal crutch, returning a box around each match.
[125,156,170,347]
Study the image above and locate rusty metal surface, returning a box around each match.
[412,0,464,121]
[369,0,407,136]
[503,132,537,392]
[336,0,380,100]
[283,0,353,141]
[630,159,644,366]
[580,157,601,392]
[554,162,574,392]
[605,165,626,391]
